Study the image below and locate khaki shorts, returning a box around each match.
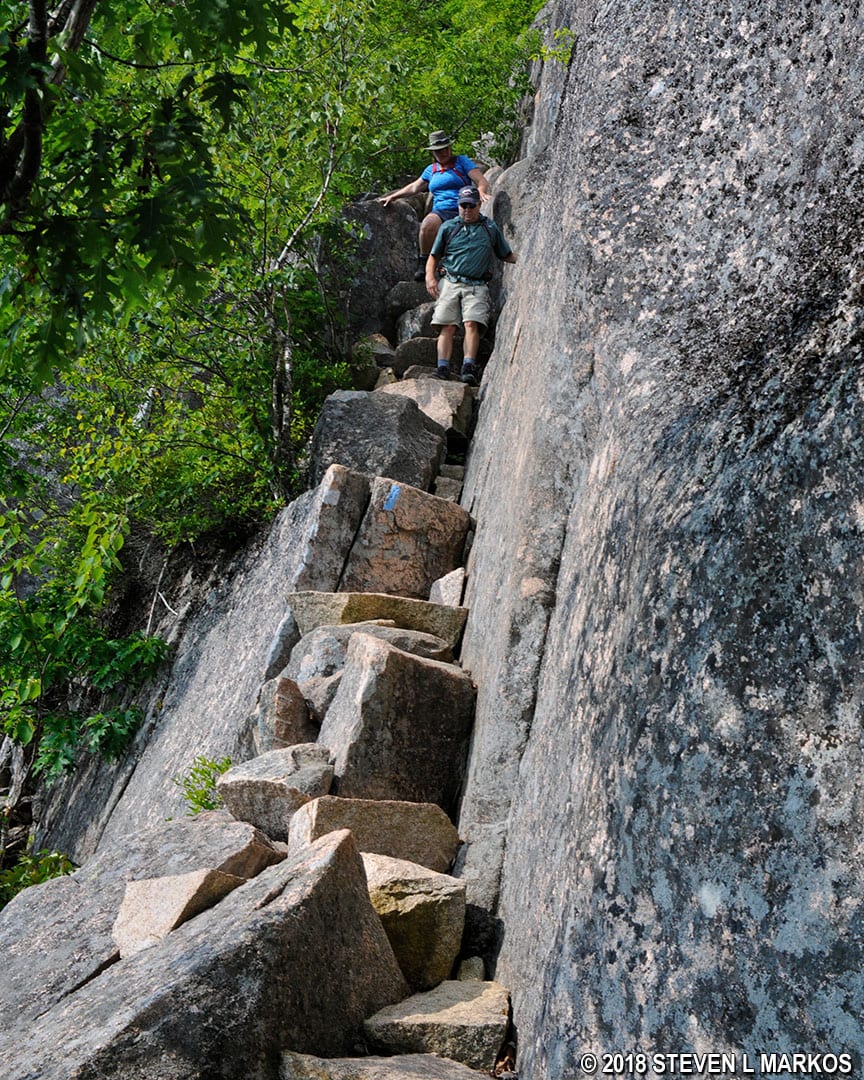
[431,278,491,330]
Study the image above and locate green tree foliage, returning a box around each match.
[0,0,542,842]
[0,845,74,910]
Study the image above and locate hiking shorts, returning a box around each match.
[431,278,490,331]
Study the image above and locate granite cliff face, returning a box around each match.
[458,0,864,1074]
[26,0,864,1075]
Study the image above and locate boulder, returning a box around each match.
[3,831,410,1078]
[255,676,319,753]
[364,981,510,1072]
[385,281,432,325]
[288,796,461,873]
[341,199,422,336]
[432,477,463,503]
[280,1052,490,1079]
[363,853,466,991]
[393,338,442,376]
[286,622,454,682]
[287,592,468,649]
[401,363,442,380]
[263,610,302,680]
[317,635,476,814]
[308,391,446,490]
[352,364,384,392]
[217,744,334,841]
[0,812,283,1027]
[339,478,472,600]
[353,332,396,367]
[376,367,399,388]
[396,302,437,344]
[291,463,372,589]
[429,568,466,607]
[376,381,475,439]
[298,672,344,724]
[112,868,245,958]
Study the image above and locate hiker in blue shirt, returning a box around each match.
[378,130,490,280]
[425,185,517,386]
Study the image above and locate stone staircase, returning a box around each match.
[212,277,513,1078]
[0,266,515,1080]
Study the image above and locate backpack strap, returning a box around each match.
[432,160,471,187]
[439,217,496,278]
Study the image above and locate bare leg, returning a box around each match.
[463,320,482,359]
[437,324,457,363]
[419,213,444,255]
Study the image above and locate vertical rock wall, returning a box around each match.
[459,0,864,1074]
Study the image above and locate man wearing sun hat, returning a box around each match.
[425,184,516,386]
[378,130,490,279]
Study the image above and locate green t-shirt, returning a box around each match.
[431,216,512,284]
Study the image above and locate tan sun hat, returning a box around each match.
[425,130,453,151]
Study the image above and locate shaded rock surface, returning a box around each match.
[254,675,319,753]
[318,635,476,814]
[288,796,461,874]
[308,391,446,490]
[364,981,510,1072]
[340,200,421,337]
[0,812,282,1028]
[2,831,408,1079]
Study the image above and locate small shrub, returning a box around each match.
[0,847,76,911]
[173,754,232,815]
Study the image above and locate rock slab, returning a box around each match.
[363,853,466,991]
[308,391,446,490]
[0,812,282,1028]
[3,831,409,1079]
[318,635,476,814]
[112,868,245,958]
[288,796,461,873]
[286,622,454,683]
[287,592,468,649]
[364,981,510,1072]
[339,477,471,600]
[280,1052,490,1079]
[217,744,334,841]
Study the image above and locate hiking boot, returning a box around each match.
[460,362,478,386]
[414,265,426,281]
[435,363,451,380]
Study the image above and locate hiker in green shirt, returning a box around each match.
[425,185,517,386]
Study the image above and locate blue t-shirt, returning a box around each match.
[420,154,478,215]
